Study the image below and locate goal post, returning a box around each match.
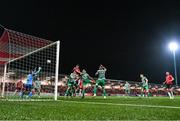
[2,63,7,97]
[0,27,60,100]
[55,41,60,101]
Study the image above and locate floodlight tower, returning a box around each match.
[169,42,178,86]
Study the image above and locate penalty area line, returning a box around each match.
[61,100,180,109]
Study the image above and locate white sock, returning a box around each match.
[13,90,17,95]
[79,92,82,96]
[168,92,172,98]
[170,91,174,98]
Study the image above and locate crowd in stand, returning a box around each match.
[1,74,180,97]
[59,78,180,96]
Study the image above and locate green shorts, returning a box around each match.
[125,89,130,94]
[34,81,41,90]
[96,79,105,87]
[142,85,149,90]
[68,81,75,87]
[83,79,91,86]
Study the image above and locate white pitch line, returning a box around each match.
[61,100,180,109]
[3,99,180,109]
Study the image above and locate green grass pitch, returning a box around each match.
[1,96,180,120]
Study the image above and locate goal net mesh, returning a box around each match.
[0,27,60,100]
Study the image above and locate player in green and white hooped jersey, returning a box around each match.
[93,65,107,99]
[124,81,130,96]
[81,69,95,98]
[33,77,41,98]
[140,74,149,97]
[65,72,76,97]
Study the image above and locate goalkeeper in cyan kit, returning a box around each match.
[21,67,42,98]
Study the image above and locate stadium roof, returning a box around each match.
[0,25,53,65]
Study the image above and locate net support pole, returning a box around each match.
[2,64,7,97]
[54,41,60,100]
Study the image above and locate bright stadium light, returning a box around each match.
[168,41,178,86]
[169,42,178,52]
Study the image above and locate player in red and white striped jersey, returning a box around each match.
[163,72,174,99]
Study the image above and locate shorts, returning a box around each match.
[34,85,41,90]
[142,85,149,90]
[34,88,41,93]
[83,79,91,86]
[68,81,75,87]
[74,79,81,88]
[96,79,105,87]
[164,84,173,89]
[125,89,130,94]
[16,87,23,91]
[25,84,33,91]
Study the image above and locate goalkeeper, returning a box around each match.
[21,67,42,98]
[93,65,107,99]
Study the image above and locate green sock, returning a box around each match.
[65,89,69,96]
[103,88,106,96]
[93,86,97,94]
[82,90,85,97]
[71,89,74,96]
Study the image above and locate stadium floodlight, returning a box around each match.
[169,41,178,86]
[169,42,178,52]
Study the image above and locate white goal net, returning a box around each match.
[0,27,60,100]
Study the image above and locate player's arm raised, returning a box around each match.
[101,65,107,71]
[145,78,148,85]
[163,80,167,85]
[95,70,99,76]
[171,75,174,81]
[34,67,42,75]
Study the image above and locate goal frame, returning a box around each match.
[2,40,60,101]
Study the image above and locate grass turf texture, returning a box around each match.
[0,96,180,120]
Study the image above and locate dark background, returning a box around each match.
[1,0,180,84]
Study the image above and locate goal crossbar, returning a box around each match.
[6,41,58,64]
[2,40,60,101]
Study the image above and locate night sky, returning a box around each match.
[1,0,180,84]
